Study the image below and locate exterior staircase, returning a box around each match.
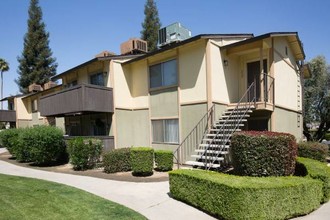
[174,82,257,170]
[185,106,254,169]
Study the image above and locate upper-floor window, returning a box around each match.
[66,80,77,88]
[149,59,177,89]
[31,99,38,112]
[90,72,105,86]
[8,101,14,110]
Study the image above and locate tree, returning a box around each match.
[303,55,330,142]
[0,58,9,109]
[141,0,161,52]
[16,0,57,94]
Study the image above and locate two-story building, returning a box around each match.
[3,30,310,167]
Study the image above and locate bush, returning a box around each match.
[19,126,66,165]
[296,157,330,203]
[67,138,103,170]
[231,131,297,176]
[169,169,322,220]
[154,150,173,171]
[0,128,22,155]
[130,147,154,176]
[325,132,330,141]
[103,148,131,173]
[298,142,328,162]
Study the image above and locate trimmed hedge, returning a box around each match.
[325,132,330,141]
[20,126,66,165]
[296,157,330,203]
[154,150,173,171]
[0,128,22,156]
[169,169,322,220]
[67,138,103,170]
[298,142,328,162]
[231,131,297,176]
[103,148,131,173]
[130,147,154,176]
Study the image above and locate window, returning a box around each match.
[31,99,38,112]
[152,119,179,144]
[149,59,177,88]
[90,72,105,86]
[8,101,14,110]
[66,80,77,88]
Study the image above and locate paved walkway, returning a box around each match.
[0,148,329,220]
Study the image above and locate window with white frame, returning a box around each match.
[149,59,177,89]
[90,72,105,86]
[152,119,179,144]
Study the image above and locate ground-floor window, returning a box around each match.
[152,119,179,144]
[65,113,112,136]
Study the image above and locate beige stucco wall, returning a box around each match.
[179,41,207,104]
[113,61,133,109]
[180,103,207,138]
[130,61,149,108]
[273,37,301,111]
[15,97,31,120]
[150,88,178,118]
[273,107,303,141]
[55,117,65,131]
[115,109,150,148]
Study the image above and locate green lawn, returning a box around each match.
[0,174,146,220]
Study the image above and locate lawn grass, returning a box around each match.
[0,174,146,220]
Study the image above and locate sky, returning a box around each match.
[1,0,330,101]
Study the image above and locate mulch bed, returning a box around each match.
[0,151,169,183]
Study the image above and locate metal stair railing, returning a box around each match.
[173,104,215,169]
[203,82,257,170]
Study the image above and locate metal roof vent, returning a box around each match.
[158,22,191,47]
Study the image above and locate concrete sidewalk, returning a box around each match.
[0,147,329,220]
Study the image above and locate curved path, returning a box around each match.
[0,148,214,220]
[0,148,329,220]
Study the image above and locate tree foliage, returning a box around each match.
[141,0,161,52]
[16,0,57,94]
[303,55,330,141]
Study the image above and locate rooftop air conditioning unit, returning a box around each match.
[158,22,191,47]
[95,50,116,58]
[120,38,148,55]
[28,83,43,93]
[43,81,57,90]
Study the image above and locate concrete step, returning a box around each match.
[198,144,230,149]
[224,109,253,114]
[185,161,221,169]
[195,149,229,155]
[214,123,244,128]
[221,114,250,118]
[191,155,225,161]
[217,119,247,123]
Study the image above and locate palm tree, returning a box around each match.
[0,58,9,110]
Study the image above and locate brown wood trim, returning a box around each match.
[212,100,229,106]
[150,116,179,120]
[115,107,149,111]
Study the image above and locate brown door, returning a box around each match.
[247,60,267,102]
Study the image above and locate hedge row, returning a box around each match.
[67,137,103,170]
[103,148,173,175]
[0,126,66,164]
[231,131,297,176]
[296,157,330,203]
[297,142,328,162]
[169,169,322,220]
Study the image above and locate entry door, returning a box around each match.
[247,60,267,102]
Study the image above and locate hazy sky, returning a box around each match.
[1,0,329,99]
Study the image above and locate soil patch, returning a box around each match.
[0,151,169,182]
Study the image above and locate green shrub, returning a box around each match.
[103,148,131,173]
[154,150,173,171]
[130,147,154,176]
[67,138,103,170]
[0,128,22,155]
[19,126,66,165]
[169,169,322,220]
[296,157,330,203]
[298,142,328,162]
[325,132,330,141]
[231,131,297,176]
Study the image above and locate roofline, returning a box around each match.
[0,94,25,102]
[124,34,254,65]
[21,84,63,100]
[221,32,305,60]
[52,54,142,81]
